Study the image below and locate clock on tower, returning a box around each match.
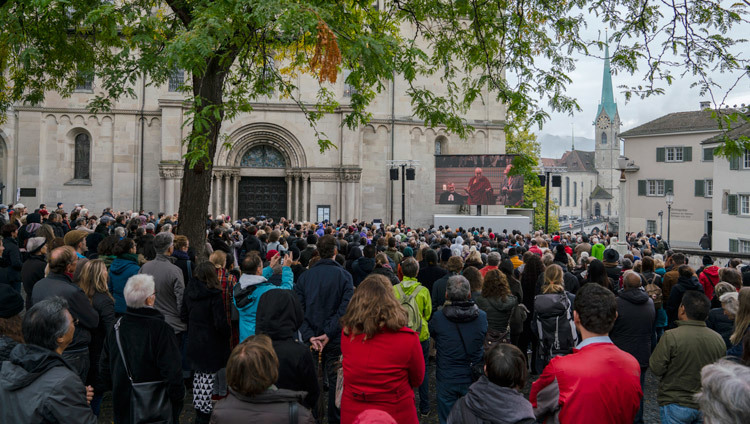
[596,115,610,129]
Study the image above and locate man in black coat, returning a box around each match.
[1,224,23,293]
[417,249,448,293]
[256,289,319,410]
[294,235,353,424]
[21,237,48,309]
[665,265,703,328]
[351,244,377,287]
[97,274,184,423]
[31,246,99,382]
[610,271,655,424]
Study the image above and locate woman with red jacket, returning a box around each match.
[340,274,425,424]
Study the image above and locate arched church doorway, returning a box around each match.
[237,145,287,221]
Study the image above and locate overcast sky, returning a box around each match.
[537,11,750,140]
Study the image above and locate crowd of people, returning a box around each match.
[0,202,749,424]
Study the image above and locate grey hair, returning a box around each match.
[487,251,501,266]
[160,223,172,234]
[720,292,739,317]
[446,275,471,301]
[623,270,642,289]
[114,227,127,238]
[695,360,750,424]
[124,274,156,308]
[22,296,71,351]
[542,253,554,267]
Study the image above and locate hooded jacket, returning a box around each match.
[351,256,375,287]
[234,266,293,342]
[665,275,703,327]
[181,277,231,372]
[1,236,23,286]
[611,288,656,367]
[21,253,47,309]
[0,344,97,424]
[108,254,140,314]
[475,294,518,335]
[448,376,535,424]
[698,265,720,300]
[256,289,319,410]
[429,301,488,384]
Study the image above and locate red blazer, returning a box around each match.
[530,341,642,424]
[340,327,425,424]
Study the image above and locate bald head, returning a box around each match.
[623,271,642,290]
[49,246,77,274]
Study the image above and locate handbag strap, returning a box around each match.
[114,317,134,383]
[288,401,298,424]
[453,322,470,360]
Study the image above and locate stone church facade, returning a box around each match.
[0,69,505,227]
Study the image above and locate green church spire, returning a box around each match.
[596,44,617,121]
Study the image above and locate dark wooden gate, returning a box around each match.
[237,177,287,221]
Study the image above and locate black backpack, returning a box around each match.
[534,293,578,363]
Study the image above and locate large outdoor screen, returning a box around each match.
[435,154,523,206]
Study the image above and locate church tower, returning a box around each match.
[592,44,621,218]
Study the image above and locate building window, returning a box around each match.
[565,177,570,206]
[744,149,750,169]
[666,146,683,162]
[741,240,750,253]
[74,133,91,180]
[574,182,577,207]
[647,220,656,234]
[168,69,184,92]
[343,70,357,97]
[702,147,714,162]
[741,194,750,216]
[435,136,447,155]
[705,179,713,197]
[601,132,607,144]
[317,205,331,222]
[647,180,665,196]
[240,145,286,168]
[75,72,93,91]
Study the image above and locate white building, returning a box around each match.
[702,122,750,252]
[620,104,721,247]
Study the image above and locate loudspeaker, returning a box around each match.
[405,168,415,180]
[538,175,546,186]
[389,168,399,180]
[552,175,562,187]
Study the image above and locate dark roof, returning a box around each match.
[589,185,613,199]
[701,120,750,144]
[620,110,730,138]
[540,150,597,173]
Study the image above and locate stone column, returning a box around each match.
[293,174,300,221]
[301,174,308,222]
[158,163,183,215]
[223,173,230,217]
[285,174,292,221]
[232,171,239,219]
[165,178,174,214]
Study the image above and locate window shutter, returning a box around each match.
[728,194,738,215]
[665,180,674,194]
[683,146,692,161]
[656,147,665,162]
[730,155,740,170]
[703,147,714,161]
[729,239,739,253]
[638,180,646,196]
[694,180,704,197]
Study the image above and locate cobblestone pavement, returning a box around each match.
[98,365,662,423]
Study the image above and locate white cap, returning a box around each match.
[13,203,24,209]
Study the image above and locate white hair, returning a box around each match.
[696,360,750,424]
[720,292,739,317]
[123,274,155,308]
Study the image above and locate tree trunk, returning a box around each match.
[176,57,233,260]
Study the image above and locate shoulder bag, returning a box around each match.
[114,318,173,424]
[455,323,484,382]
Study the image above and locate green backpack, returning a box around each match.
[396,284,424,334]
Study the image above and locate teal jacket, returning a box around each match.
[234,266,293,342]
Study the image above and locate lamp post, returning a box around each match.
[616,156,629,242]
[658,210,663,235]
[665,190,674,247]
[532,201,537,231]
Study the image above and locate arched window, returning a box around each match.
[594,202,601,217]
[74,133,91,180]
[435,136,447,155]
[607,202,612,216]
[241,145,286,168]
[573,182,577,207]
[601,132,608,144]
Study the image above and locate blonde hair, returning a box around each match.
[542,264,564,294]
[340,275,407,339]
[78,259,113,302]
[209,250,227,268]
[730,288,750,345]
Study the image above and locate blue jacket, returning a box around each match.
[294,259,354,344]
[109,256,141,314]
[234,266,293,342]
[429,301,487,385]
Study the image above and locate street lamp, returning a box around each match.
[616,156,629,242]
[665,190,674,247]
[532,201,537,231]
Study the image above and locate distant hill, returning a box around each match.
[539,133,595,159]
